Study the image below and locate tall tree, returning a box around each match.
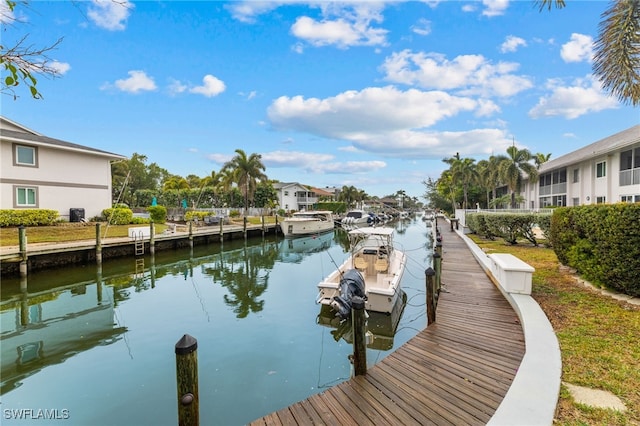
[534,152,552,169]
[222,149,267,213]
[443,155,479,210]
[499,146,539,208]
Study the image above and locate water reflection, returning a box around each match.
[0,276,126,395]
[0,217,430,425]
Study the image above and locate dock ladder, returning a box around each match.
[132,232,145,256]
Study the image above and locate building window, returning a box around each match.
[596,196,606,204]
[572,169,579,183]
[14,144,38,167]
[572,197,580,206]
[621,195,634,203]
[284,191,289,196]
[596,161,606,178]
[620,149,633,170]
[15,187,37,207]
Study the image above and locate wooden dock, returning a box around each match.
[250,230,526,425]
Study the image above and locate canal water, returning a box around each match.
[1,217,433,425]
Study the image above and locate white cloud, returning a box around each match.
[309,160,386,174]
[267,86,513,159]
[205,153,233,164]
[168,79,188,96]
[291,14,387,48]
[261,150,334,168]
[109,70,156,93]
[529,76,619,119]
[411,18,432,36]
[87,0,133,31]
[50,61,71,75]
[380,50,532,98]
[268,86,477,140]
[500,35,527,53]
[561,33,593,63]
[226,1,283,23]
[189,75,226,97]
[482,0,510,17]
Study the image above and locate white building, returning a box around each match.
[0,116,125,220]
[518,125,640,209]
[272,182,318,212]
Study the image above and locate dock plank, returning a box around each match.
[250,226,526,425]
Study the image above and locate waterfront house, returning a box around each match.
[273,182,319,212]
[518,125,640,208]
[0,116,126,221]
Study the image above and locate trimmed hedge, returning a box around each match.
[466,212,551,246]
[102,207,133,225]
[550,204,640,297]
[146,205,167,223]
[0,209,59,226]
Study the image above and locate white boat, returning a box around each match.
[316,227,407,318]
[340,209,371,225]
[280,210,335,237]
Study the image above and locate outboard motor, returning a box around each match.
[330,269,366,320]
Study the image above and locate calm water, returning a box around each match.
[1,217,433,425]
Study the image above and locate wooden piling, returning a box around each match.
[435,241,442,258]
[425,267,436,325]
[175,334,199,426]
[188,221,194,249]
[275,215,279,235]
[18,225,27,277]
[351,296,367,376]
[243,216,247,239]
[219,219,224,243]
[149,222,155,255]
[95,223,102,265]
[433,252,442,293]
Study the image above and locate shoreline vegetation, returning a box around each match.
[1,223,637,424]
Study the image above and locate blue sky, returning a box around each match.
[3,1,638,199]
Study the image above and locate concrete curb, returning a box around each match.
[451,227,561,426]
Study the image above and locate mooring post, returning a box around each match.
[95,223,102,265]
[18,225,27,277]
[351,296,367,376]
[149,222,155,255]
[188,221,194,249]
[219,219,224,243]
[425,267,436,325]
[175,334,199,426]
[275,215,278,235]
[243,216,247,239]
[435,240,442,258]
[433,252,442,293]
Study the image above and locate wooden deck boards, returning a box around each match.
[250,229,526,426]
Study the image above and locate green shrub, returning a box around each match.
[102,207,133,225]
[130,216,150,224]
[0,209,59,226]
[184,211,210,222]
[229,210,241,218]
[551,204,640,297]
[146,205,167,223]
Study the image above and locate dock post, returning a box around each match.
[219,219,224,243]
[175,334,199,426]
[433,252,442,293]
[351,296,367,376]
[188,221,194,249]
[435,240,442,258]
[95,223,102,265]
[149,222,155,255]
[243,216,247,240]
[261,215,265,236]
[425,267,436,325]
[275,215,278,235]
[18,225,27,277]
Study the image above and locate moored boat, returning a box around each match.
[280,210,335,237]
[316,227,406,318]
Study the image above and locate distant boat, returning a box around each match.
[340,209,372,226]
[279,210,335,237]
[316,227,407,319]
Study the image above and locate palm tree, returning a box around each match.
[534,152,552,169]
[537,0,640,106]
[443,155,479,210]
[222,149,267,213]
[499,146,539,209]
[339,185,358,208]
